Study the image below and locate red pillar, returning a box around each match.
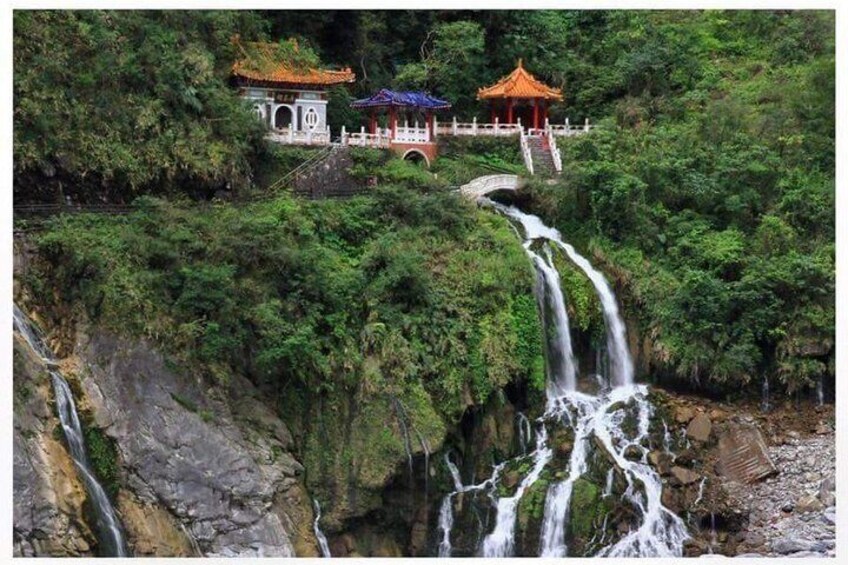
[533,98,540,130]
[426,111,434,140]
[490,103,496,123]
[542,100,548,126]
[507,98,513,124]
[370,110,377,134]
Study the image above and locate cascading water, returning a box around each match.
[538,392,598,557]
[13,305,129,557]
[531,244,579,402]
[452,201,689,557]
[516,412,532,455]
[312,500,332,558]
[481,426,552,557]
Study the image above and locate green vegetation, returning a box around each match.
[30,178,545,501]
[14,10,834,463]
[82,424,121,498]
[520,11,834,398]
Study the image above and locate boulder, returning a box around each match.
[648,451,674,475]
[687,414,712,443]
[623,445,643,461]
[822,507,836,525]
[675,406,696,424]
[744,532,765,548]
[771,537,813,555]
[670,466,700,486]
[818,475,835,507]
[795,494,823,513]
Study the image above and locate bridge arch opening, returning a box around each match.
[402,149,430,168]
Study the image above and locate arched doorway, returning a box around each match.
[274,106,293,130]
[402,149,430,168]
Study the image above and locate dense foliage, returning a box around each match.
[521,11,834,398]
[14,11,270,200]
[30,179,545,429]
[15,10,834,404]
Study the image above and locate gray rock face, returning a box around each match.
[77,330,309,557]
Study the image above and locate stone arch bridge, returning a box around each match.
[459,174,526,200]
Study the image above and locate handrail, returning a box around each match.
[519,129,534,176]
[547,130,562,173]
[266,144,335,194]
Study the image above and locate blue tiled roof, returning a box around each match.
[350,89,452,110]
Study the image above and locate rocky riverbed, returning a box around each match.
[658,390,836,559]
[726,424,835,558]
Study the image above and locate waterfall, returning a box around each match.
[591,386,689,557]
[481,425,552,557]
[466,201,689,557]
[13,305,129,557]
[551,239,634,387]
[312,500,331,558]
[531,245,579,402]
[437,494,455,557]
[486,202,633,388]
[603,467,615,497]
[662,419,674,455]
[761,375,770,413]
[816,375,824,406]
[538,392,598,557]
[516,412,532,455]
[438,453,505,557]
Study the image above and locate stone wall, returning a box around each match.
[293,146,365,199]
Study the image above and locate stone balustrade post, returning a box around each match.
[473,116,477,135]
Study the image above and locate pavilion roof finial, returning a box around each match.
[517,58,523,68]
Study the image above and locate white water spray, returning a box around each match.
[312,500,332,558]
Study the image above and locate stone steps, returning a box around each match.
[526,136,557,177]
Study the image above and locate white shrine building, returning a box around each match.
[232,40,355,146]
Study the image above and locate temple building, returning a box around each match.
[232,41,355,145]
[477,59,563,131]
[345,89,451,165]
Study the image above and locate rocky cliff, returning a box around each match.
[13,311,321,557]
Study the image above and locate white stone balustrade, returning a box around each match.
[266,127,331,146]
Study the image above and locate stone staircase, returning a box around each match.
[526,135,557,177]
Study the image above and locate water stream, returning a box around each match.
[445,201,690,557]
[312,499,332,558]
[13,305,129,557]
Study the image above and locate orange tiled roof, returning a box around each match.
[232,41,355,86]
[477,59,562,100]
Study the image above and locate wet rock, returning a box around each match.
[786,550,824,557]
[671,466,700,486]
[648,450,674,475]
[13,339,96,557]
[781,502,794,513]
[735,553,764,557]
[623,445,642,461]
[687,414,712,443]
